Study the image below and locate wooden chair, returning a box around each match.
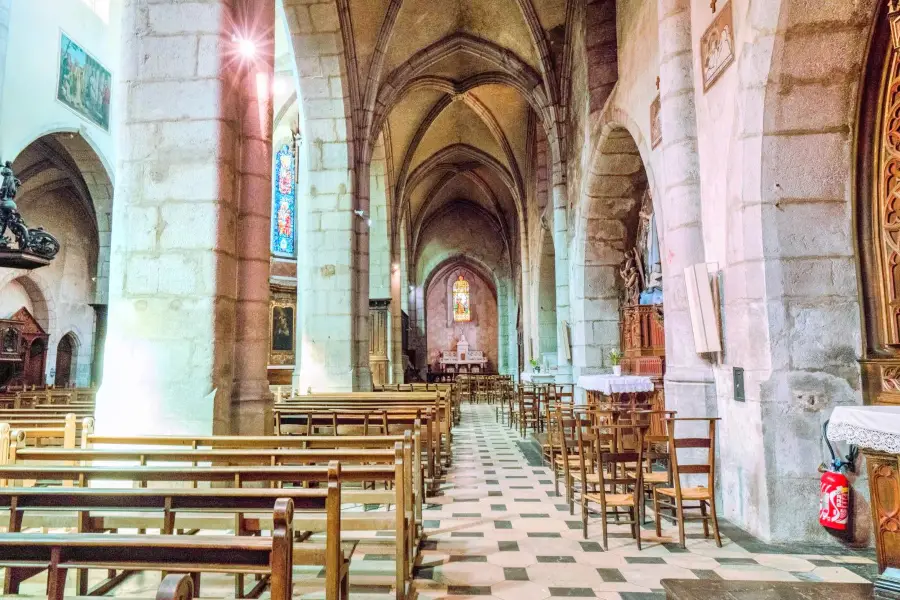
[653,417,722,549]
[556,404,600,512]
[576,420,643,549]
[518,385,541,437]
[629,410,676,522]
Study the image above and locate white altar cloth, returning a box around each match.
[521,372,556,384]
[828,405,900,454]
[576,374,654,395]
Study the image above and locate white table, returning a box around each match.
[828,405,900,453]
[521,372,556,385]
[577,374,654,395]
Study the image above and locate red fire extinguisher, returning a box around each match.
[819,420,857,531]
[819,470,849,530]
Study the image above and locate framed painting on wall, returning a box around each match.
[56,32,112,131]
[700,2,735,92]
[269,290,296,366]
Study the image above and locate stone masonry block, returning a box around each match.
[147,2,225,35]
[309,3,340,31]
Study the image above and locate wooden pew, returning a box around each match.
[277,392,452,467]
[77,432,425,525]
[0,464,348,599]
[0,460,414,599]
[12,444,422,530]
[0,498,300,600]
[273,407,441,484]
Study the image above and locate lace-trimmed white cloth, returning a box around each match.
[827,406,900,454]
[576,375,654,395]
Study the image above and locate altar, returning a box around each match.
[439,336,488,374]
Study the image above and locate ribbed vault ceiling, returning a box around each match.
[341,0,567,259]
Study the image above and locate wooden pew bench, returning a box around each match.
[274,402,447,477]
[0,498,304,600]
[75,432,426,526]
[271,408,437,480]
[12,444,423,532]
[0,461,415,600]
[295,392,452,445]
[0,466,348,599]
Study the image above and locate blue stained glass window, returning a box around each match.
[271,143,297,257]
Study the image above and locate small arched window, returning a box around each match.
[452,276,471,322]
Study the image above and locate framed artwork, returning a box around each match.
[269,291,296,366]
[650,94,662,149]
[271,143,297,257]
[700,1,734,92]
[57,32,112,131]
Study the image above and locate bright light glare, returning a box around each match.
[237,38,257,58]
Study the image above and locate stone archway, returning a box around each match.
[571,124,649,381]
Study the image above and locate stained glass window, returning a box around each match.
[271,144,297,257]
[453,276,471,322]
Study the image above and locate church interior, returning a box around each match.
[0,0,895,598]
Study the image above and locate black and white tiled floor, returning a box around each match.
[407,404,876,600]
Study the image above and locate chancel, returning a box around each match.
[0,0,895,598]
[438,334,488,376]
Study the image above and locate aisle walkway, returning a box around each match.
[410,405,875,600]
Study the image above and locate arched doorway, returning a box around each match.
[55,334,76,388]
[25,338,46,387]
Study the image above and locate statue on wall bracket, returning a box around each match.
[0,161,60,269]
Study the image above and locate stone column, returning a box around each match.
[231,0,275,434]
[288,3,356,392]
[96,0,242,435]
[657,0,715,416]
[552,181,573,383]
[354,172,373,390]
[390,257,404,383]
[0,0,12,149]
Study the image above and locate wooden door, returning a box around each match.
[55,335,74,387]
[24,339,46,387]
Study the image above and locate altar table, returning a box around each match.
[576,374,654,395]
[520,372,556,385]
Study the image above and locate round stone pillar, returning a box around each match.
[657,0,715,416]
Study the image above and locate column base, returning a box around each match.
[230,382,273,435]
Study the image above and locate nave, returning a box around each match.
[0,402,876,600]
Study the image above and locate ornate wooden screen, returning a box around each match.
[859,4,900,405]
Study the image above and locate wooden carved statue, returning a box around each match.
[619,249,643,307]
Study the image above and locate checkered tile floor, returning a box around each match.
[407,404,876,600]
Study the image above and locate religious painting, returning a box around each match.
[272,305,293,352]
[650,94,662,149]
[700,2,734,92]
[452,276,471,322]
[271,143,297,257]
[56,32,112,131]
